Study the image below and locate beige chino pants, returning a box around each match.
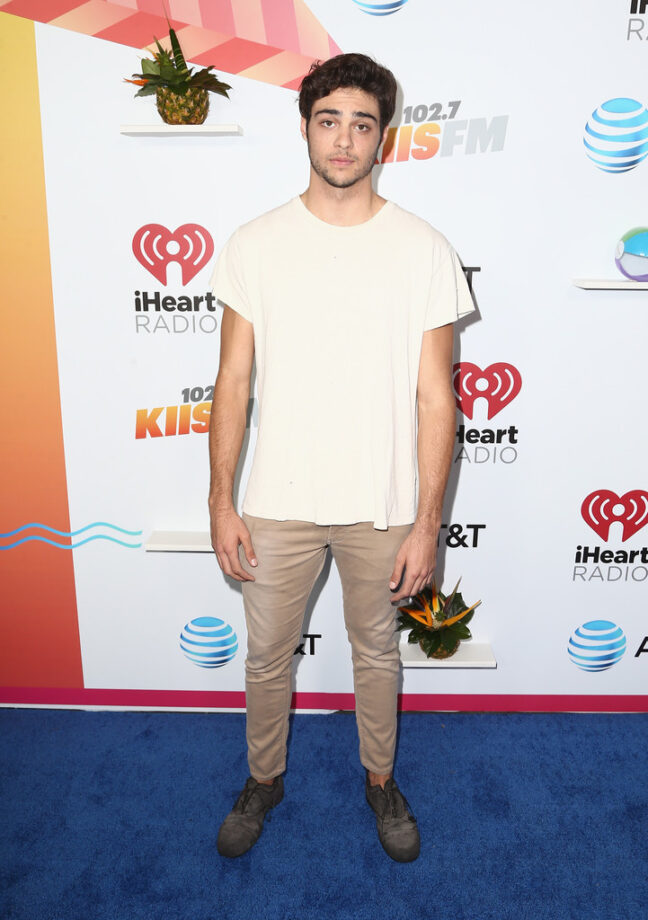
[238,511,413,780]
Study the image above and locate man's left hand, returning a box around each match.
[388,524,438,605]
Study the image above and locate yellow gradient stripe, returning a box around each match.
[0,13,83,689]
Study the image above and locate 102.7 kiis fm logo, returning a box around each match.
[132,223,218,335]
[378,99,508,165]
[573,489,648,583]
[135,385,258,439]
[452,362,522,464]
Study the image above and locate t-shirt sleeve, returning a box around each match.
[423,242,476,331]
[209,229,253,323]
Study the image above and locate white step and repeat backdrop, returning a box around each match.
[30,1,648,708]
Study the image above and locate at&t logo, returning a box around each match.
[132,223,218,335]
[351,0,409,14]
[573,489,648,583]
[583,98,648,173]
[453,362,522,465]
[180,617,238,668]
[568,621,627,672]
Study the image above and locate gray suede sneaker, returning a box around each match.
[217,775,284,858]
[365,774,420,862]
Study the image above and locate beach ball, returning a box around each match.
[567,620,626,672]
[583,98,648,173]
[615,227,648,281]
[179,616,238,668]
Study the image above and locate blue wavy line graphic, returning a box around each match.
[0,522,142,538]
[0,522,143,551]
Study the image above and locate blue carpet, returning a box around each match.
[1,710,647,920]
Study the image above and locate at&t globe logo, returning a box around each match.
[583,98,648,173]
[351,0,409,15]
[568,620,627,672]
[179,617,238,668]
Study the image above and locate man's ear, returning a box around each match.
[380,124,389,147]
[300,116,308,141]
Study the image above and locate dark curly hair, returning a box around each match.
[298,53,397,134]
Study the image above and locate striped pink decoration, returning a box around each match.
[1,0,341,87]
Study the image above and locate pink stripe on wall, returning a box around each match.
[261,0,299,55]
[240,49,309,86]
[172,25,231,61]
[167,0,201,23]
[1,0,81,18]
[294,0,335,59]
[328,33,341,56]
[2,688,648,712]
[231,0,266,44]
[50,1,135,34]
[198,0,234,34]
[95,11,184,45]
[194,35,277,72]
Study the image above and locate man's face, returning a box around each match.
[301,87,387,190]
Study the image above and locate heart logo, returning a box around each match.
[581,490,648,542]
[132,224,214,285]
[452,362,522,420]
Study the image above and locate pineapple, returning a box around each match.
[125,25,230,125]
[156,86,209,125]
[397,579,481,659]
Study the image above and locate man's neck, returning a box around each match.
[300,175,386,227]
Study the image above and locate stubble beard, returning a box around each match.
[306,133,382,190]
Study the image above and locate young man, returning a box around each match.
[208,53,474,862]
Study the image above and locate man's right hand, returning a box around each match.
[210,506,257,582]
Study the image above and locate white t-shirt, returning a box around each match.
[210,196,475,530]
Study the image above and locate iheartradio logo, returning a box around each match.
[132,224,214,285]
[453,363,522,420]
[581,490,648,542]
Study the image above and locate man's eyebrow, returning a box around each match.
[313,107,378,123]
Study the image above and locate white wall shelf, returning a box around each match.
[399,635,496,669]
[573,279,648,290]
[120,124,243,137]
[145,531,212,552]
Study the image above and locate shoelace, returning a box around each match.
[235,778,260,813]
[384,782,401,818]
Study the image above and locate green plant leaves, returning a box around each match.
[127,28,231,101]
[440,629,458,652]
[190,71,231,96]
[452,623,472,640]
[169,28,189,76]
[141,58,160,76]
[420,632,442,656]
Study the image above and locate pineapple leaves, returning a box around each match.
[127,26,231,102]
[169,28,189,76]
[141,58,160,76]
